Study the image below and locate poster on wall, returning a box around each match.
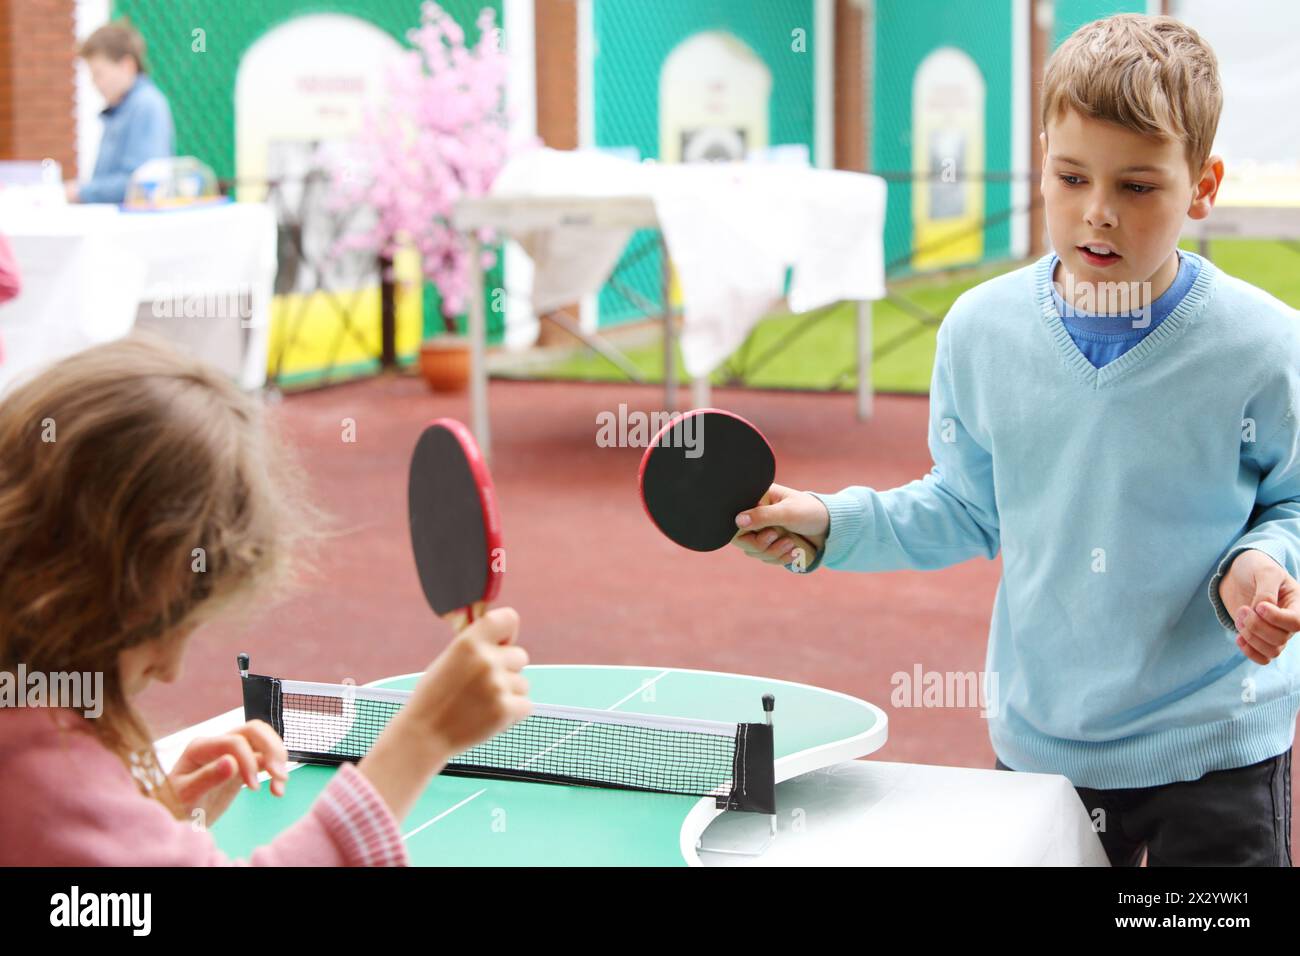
[911,47,986,271]
[659,31,772,165]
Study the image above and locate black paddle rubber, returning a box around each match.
[639,408,776,552]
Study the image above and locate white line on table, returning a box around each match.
[604,670,671,711]
[403,789,487,841]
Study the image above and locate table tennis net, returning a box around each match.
[240,673,775,813]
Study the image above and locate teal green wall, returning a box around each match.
[592,0,819,327]
[593,0,818,164]
[1053,0,1151,47]
[872,0,1014,277]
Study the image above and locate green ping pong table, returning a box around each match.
[193,665,887,866]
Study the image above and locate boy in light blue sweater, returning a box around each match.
[735,14,1297,866]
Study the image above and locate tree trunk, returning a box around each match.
[379,253,397,368]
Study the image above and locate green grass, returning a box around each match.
[505,240,1300,394]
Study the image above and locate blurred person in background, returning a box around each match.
[68,20,174,205]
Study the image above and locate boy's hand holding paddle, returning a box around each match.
[733,483,830,569]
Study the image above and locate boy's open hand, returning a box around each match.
[1218,549,1300,665]
[732,483,830,569]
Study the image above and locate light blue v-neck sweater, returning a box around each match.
[809,251,1300,789]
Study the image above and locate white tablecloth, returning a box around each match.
[0,201,277,394]
[698,759,1111,866]
[484,148,887,377]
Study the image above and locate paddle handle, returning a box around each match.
[778,532,819,571]
[445,600,487,634]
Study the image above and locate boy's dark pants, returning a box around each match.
[994,750,1292,866]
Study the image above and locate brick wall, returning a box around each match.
[0,0,78,177]
[834,0,865,173]
[534,0,577,151]
[533,0,579,345]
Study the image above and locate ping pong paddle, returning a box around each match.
[638,407,817,565]
[408,418,503,632]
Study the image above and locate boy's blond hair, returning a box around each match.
[1042,13,1222,181]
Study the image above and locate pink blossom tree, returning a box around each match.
[334,2,512,332]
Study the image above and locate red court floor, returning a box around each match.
[137,373,1297,858]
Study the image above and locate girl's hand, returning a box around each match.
[1218,549,1300,665]
[732,484,830,568]
[397,607,531,760]
[168,720,289,825]
[358,608,530,824]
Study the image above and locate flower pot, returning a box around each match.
[419,336,472,392]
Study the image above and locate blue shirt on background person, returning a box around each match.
[80,74,174,205]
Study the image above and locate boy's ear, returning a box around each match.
[1188,154,1224,222]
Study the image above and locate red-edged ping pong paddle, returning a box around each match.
[408,418,503,631]
[638,408,817,564]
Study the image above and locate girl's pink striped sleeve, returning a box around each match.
[0,717,409,867]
